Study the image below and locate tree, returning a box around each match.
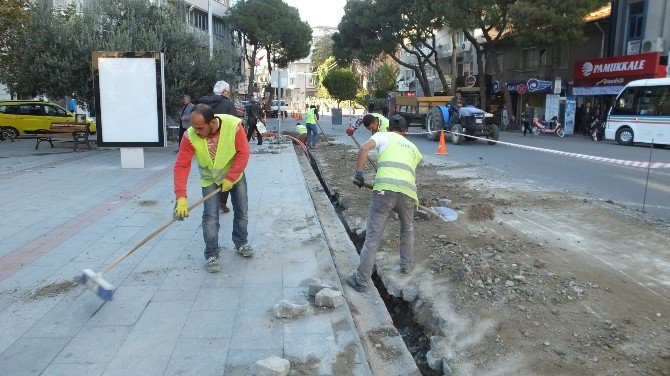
[436,0,607,115]
[333,0,450,96]
[311,34,333,71]
[322,68,358,108]
[229,0,311,102]
[371,63,398,98]
[0,0,238,111]
[0,0,30,90]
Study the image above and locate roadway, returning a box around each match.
[312,114,670,222]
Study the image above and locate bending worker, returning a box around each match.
[346,115,423,292]
[173,104,253,274]
[361,112,390,133]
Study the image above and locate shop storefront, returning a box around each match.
[492,78,567,129]
[572,52,667,133]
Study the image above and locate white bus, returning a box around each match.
[606,77,670,146]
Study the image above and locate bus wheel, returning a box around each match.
[615,127,634,146]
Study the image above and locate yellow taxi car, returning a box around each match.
[0,100,96,139]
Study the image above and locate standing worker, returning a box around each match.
[199,80,238,213]
[173,104,253,273]
[361,113,390,134]
[346,115,423,292]
[246,98,263,145]
[178,94,195,145]
[305,105,318,149]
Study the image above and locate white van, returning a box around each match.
[270,99,288,118]
[606,77,670,146]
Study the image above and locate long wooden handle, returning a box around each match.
[354,180,436,215]
[100,188,221,274]
[349,134,378,170]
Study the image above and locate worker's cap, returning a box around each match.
[389,115,407,131]
[213,80,230,94]
[362,114,377,128]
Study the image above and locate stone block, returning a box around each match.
[308,281,333,297]
[255,356,290,376]
[314,288,343,308]
[273,300,309,319]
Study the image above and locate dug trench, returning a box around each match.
[300,140,670,376]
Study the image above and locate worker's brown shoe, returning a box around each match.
[220,203,230,213]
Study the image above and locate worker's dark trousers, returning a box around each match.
[354,190,415,284]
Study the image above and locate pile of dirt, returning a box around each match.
[28,277,81,300]
[309,143,670,375]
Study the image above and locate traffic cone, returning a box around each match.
[436,130,448,155]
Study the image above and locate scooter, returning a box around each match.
[531,116,565,137]
[588,118,606,141]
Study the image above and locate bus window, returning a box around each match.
[611,87,638,115]
[637,86,666,115]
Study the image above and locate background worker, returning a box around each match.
[199,80,238,213]
[346,115,423,292]
[361,113,389,134]
[173,104,253,274]
[295,122,307,144]
[305,105,318,149]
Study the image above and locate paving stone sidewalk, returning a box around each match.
[0,136,369,375]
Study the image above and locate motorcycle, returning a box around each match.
[531,116,565,137]
[588,118,606,141]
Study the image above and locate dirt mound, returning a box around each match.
[466,203,495,221]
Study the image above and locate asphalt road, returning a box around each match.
[312,114,670,223]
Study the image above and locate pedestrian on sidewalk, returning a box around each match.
[198,80,239,213]
[173,104,253,273]
[362,113,389,134]
[178,94,195,145]
[305,105,318,149]
[246,98,263,145]
[346,115,423,292]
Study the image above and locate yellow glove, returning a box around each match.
[174,197,189,219]
[221,179,234,192]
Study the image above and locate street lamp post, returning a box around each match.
[208,0,213,59]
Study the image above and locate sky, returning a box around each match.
[282,0,346,29]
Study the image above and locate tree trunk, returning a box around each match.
[464,30,486,109]
[483,39,514,121]
[246,46,258,99]
[416,36,449,94]
[389,53,430,96]
[451,33,458,96]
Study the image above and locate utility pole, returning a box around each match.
[208,0,213,59]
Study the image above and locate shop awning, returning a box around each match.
[572,52,667,95]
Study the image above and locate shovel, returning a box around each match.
[354,180,457,222]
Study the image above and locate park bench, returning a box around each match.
[34,123,94,151]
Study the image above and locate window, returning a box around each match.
[496,53,504,72]
[190,10,208,31]
[212,18,226,36]
[612,87,639,115]
[44,105,67,117]
[637,86,667,115]
[521,48,537,69]
[17,104,42,116]
[558,45,569,68]
[0,105,16,114]
[628,3,644,40]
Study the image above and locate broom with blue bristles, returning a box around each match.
[82,189,221,301]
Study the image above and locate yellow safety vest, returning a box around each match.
[305,108,317,124]
[187,114,242,187]
[372,113,389,132]
[373,132,422,202]
[296,124,307,135]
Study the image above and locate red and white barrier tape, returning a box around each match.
[403,130,670,169]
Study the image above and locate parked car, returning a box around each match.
[0,100,96,138]
[269,99,288,118]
